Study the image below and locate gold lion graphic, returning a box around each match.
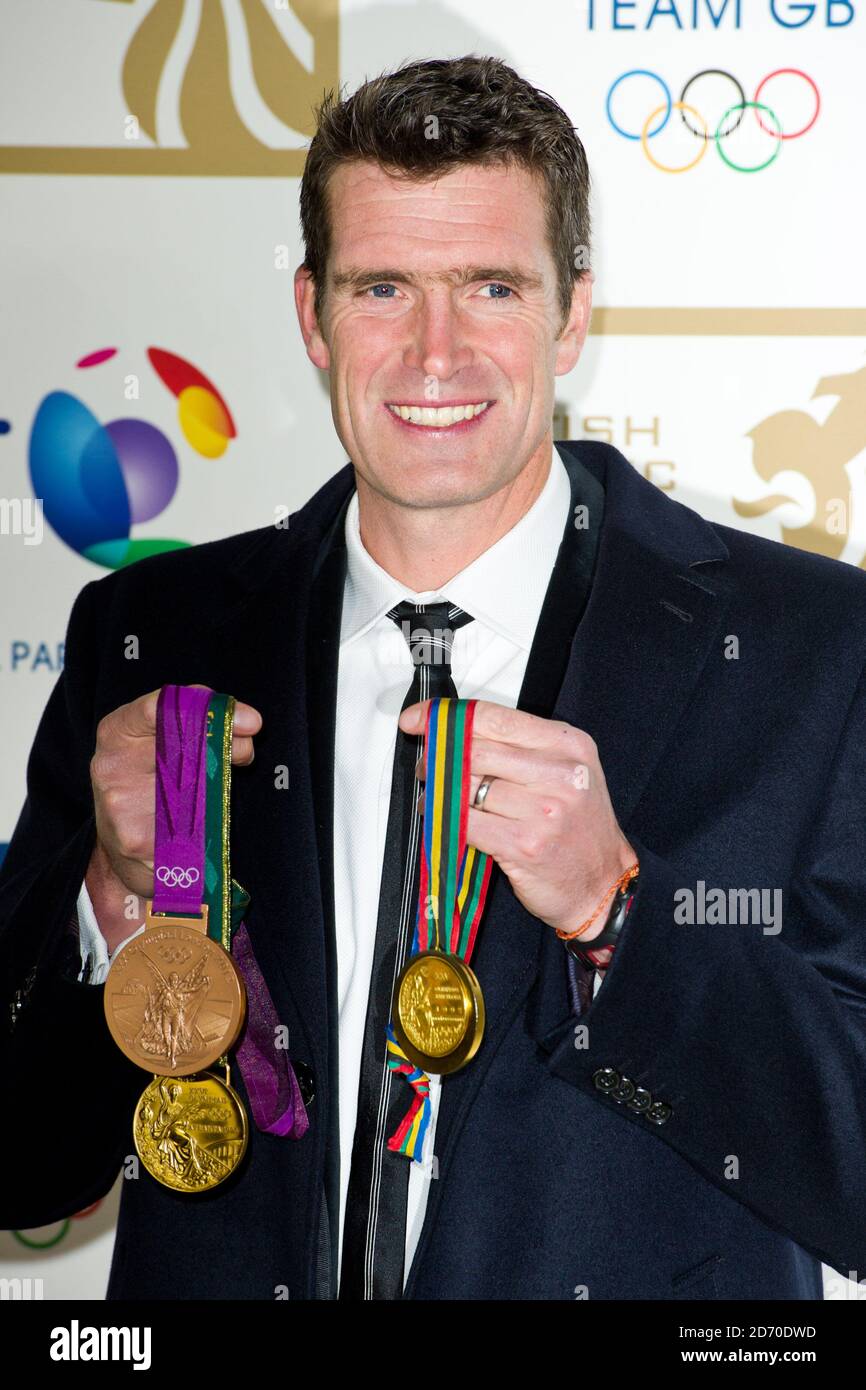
[734,361,866,563]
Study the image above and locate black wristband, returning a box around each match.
[562,876,635,967]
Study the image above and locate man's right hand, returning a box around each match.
[85,686,262,954]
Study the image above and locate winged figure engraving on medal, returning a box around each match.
[135,952,211,1068]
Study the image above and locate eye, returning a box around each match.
[479,283,514,300]
[366,283,398,299]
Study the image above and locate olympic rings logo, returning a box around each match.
[156,864,200,889]
[605,68,820,172]
[12,1200,104,1249]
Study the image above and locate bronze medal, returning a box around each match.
[104,901,246,1076]
[391,947,485,1075]
[134,1067,248,1193]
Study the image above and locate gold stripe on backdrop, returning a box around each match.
[589,308,866,336]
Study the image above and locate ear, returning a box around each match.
[294,266,331,370]
[554,271,594,377]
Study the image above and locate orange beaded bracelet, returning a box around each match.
[555,862,640,942]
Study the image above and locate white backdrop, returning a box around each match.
[1,0,864,1298]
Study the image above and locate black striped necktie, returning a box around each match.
[339,599,475,1300]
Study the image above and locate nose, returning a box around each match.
[402,289,474,383]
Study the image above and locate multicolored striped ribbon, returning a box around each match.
[387,697,494,1162]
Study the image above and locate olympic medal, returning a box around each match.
[391,949,485,1075]
[134,1071,248,1193]
[104,909,246,1076]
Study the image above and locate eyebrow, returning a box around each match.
[329,265,546,295]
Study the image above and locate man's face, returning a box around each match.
[295,159,591,510]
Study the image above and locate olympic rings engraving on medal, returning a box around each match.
[605,68,820,172]
[156,864,201,889]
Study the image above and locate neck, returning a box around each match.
[355,436,553,591]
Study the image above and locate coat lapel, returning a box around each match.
[557,441,733,829]
[204,468,353,1294]
[403,442,734,1293]
[204,468,355,1094]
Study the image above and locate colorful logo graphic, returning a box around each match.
[606,68,820,173]
[29,347,236,570]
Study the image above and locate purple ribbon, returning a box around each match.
[233,922,309,1138]
[152,685,308,1139]
[153,684,212,917]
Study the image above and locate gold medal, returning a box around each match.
[134,1067,248,1193]
[104,901,246,1076]
[391,948,485,1075]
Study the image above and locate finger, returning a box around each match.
[398,698,432,734]
[113,689,162,739]
[401,698,585,753]
[230,700,262,763]
[231,701,263,736]
[113,688,262,740]
[415,736,588,789]
[463,804,519,861]
[417,776,538,822]
[230,735,256,765]
[113,685,211,740]
[466,701,585,753]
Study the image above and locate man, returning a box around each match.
[2,55,866,1301]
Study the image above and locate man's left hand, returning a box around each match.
[398,699,637,943]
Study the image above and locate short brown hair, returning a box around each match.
[299,55,591,336]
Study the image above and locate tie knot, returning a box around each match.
[387,599,473,668]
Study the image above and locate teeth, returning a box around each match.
[388,402,490,427]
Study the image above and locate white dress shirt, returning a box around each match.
[77,438,578,1292]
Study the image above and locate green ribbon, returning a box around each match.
[204,692,250,950]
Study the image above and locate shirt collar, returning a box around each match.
[340,440,571,650]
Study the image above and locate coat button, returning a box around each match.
[627,1086,652,1113]
[593,1066,620,1093]
[294,1060,315,1106]
[611,1075,635,1104]
[7,965,37,1033]
[647,1100,672,1125]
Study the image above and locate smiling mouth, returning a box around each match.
[385,401,492,429]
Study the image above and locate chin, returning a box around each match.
[404,478,500,509]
